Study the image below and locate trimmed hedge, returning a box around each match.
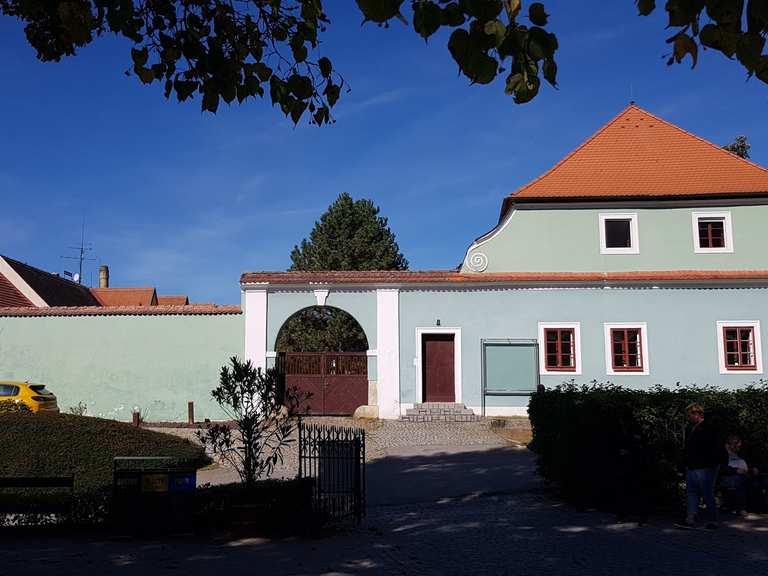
[528,382,768,512]
[0,412,209,525]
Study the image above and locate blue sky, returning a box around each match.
[1,3,766,303]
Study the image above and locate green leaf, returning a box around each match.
[324,82,341,107]
[203,86,219,113]
[287,74,314,100]
[514,75,540,104]
[290,101,308,124]
[669,32,698,67]
[543,58,558,86]
[318,57,332,77]
[636,0,656,16]
[484,19,507,47]
[529,3,549,26]
[131,47,149,67]
[504,72,524,95]
[174,79,198,102]
[134,65,154,84]
[441,3,466,26]
[448,28,470,67]
[355,0,406,23]
[414,1,442,39]
[736,32,766,72]
[506,0,522,20]
[254,63,273,81]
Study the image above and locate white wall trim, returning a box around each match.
[415,327,462,404]
[692,211,734,254]
[0,257,48,307]
[468,406,529,417]
[603,322,649,376]
[537,322,582,375]
[461,209,517,270]
[313,288,330,306]
[716,320,763,375]
[243,288,268,372]
[366,349,378,357]
[376,289,400,419]
[599,213,640,255]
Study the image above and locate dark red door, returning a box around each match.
[422,334,455,402]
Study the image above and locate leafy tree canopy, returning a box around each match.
[275,306,369,352]
[2,1,766,123]
[290,192,408,271]
[723,135,751,159]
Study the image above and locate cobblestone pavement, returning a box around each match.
[149,418,510,486]
[3,445,767,576]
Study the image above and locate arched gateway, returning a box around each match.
[275,306,369,415]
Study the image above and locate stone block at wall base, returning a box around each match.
[353,405,379,419]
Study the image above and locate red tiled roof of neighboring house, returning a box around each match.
[0,304,241,317]
[499,104,768,217]
[241,270,768,286]
[91,287,158,307]
[2,256,100,306]
[157,295,189,305]
[0,274,33,307]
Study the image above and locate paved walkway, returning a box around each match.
[4,424,768,575]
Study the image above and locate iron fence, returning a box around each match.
[298,420,366,524]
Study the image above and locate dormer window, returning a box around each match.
[599,213,639,254]
[693,211,733,253]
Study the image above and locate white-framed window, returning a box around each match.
[603,322,649,376]
[599,213,639,254]
[538,322,581,375]
[717,321,762,374]
[692,211,734,254]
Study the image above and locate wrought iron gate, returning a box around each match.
[298,420,366,524]
[278,352,368,415]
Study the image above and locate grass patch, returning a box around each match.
[0,412,209,492]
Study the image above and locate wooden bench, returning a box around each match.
[0,475,75,515]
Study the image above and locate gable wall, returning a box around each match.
[463,204,768,273]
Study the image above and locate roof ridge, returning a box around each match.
[631,105,768,174]
[2,255,92,290]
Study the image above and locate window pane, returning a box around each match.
[546,354,559,367]
[698,219,725,249]
[546,342,558,355]
[546,331,558,343]
[605,219,632,248]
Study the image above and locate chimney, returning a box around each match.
[99,265,110,288]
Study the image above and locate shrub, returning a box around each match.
[0,401,31,415]
[528,381,768,512]
[197,356,308,488]
[0,412,209,525]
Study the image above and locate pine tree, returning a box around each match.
[277,193,408,352]
[289,192,408,271]
[723,136,751,160]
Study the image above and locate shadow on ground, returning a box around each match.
[3,445,768,576]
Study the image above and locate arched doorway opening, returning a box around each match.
[275,306,369,415]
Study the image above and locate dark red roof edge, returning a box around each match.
[0,304,241,317]
[240,270,768,286]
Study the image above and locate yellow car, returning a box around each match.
[0,381,59,413]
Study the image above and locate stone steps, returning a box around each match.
[402,402,482,422]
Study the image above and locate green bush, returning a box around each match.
[528,381,768,512]
[0,412,209,525]
[0,401,31,414]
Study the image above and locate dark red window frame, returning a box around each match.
[610,328,644,372]
[722,326,757,371]
[544,328,576,372]
[698,218,726,249]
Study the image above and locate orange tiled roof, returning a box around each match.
[0,304,241,317]
[91,287,158,307]
[0,274,33,307]
[157,295,189,305]
[241,270,768,286]
[502,104,768,211]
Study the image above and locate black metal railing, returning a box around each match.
[298,420,365,524]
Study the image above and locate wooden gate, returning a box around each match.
[278,352,368,415]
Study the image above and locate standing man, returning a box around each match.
[677,403,723,530]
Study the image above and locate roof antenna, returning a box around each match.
[61,217,95,284]
[629,82,635,105]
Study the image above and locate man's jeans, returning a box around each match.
[686,467,719,522]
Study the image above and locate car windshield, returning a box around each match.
[29,385,51,394]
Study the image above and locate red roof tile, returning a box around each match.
[0,274,33,307]
[0,304,241,317]
[241,270,768,286]
[501,104,768,213]
[157,295,189,305]
[3,256,100,306]
[91,287,158,307]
